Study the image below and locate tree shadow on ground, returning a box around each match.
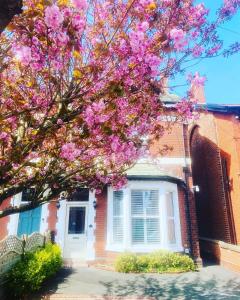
[101,274,240,300]
[31,267,75,300]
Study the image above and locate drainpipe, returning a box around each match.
[182,123,194,258]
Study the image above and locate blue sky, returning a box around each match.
[170,1,240,104]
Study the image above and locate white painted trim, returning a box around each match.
[86,191,96,261]
[7,193,22,235]
[55,199,67,252]
[137,157,191,166]
[39,203,49,234]
[106,181,183,253]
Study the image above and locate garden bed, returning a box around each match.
[114,251,196,274]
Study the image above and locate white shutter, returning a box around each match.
[145,190,159,216]
[131,190,144,244]
[146,190,160,243]
[131,190,160,244]
[146,218,160,243]
[132,218,144,244]
[131,190,144,215]
[166,192,176,244]
[112,191,124,244]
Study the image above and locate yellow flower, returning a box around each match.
[31,129,38,135]
[73,69,82,79]
[128,63,135,69]
[73,51,81,59]
[58,0,70,6]
[147,2,157,10]
[36,3,44,10]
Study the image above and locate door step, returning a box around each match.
[44,295,154,300]
[63,259,88,268]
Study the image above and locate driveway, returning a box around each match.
[36,265,240,300]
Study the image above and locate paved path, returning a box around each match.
[36,265,240,300]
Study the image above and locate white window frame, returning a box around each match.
[106,181,183,253]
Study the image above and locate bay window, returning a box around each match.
[107,181,183,252]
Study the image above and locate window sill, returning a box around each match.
[106,244,184,253]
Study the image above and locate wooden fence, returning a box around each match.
[0,232,48,278]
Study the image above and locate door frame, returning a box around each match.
[55,191,96,261]
[63,201,89,259]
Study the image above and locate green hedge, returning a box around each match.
[5,243,62,299]
[115,251,196,273]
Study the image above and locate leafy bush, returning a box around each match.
[115,251,196,273]
[5,243,62,299]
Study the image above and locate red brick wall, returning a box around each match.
[150,121,186,159]
[190,114,234,243]
[191,111,240,269]
[0,197,11,240]
[214,114,240,244]
[94,188,120,262]
[47,202,58,233]
[200,238,240,272]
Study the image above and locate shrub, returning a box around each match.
[5,243,62,299]
[115,251,196,273]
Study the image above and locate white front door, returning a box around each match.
[63,203,88,260]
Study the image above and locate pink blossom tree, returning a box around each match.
[0,0,238,217]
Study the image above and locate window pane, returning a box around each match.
[145,190,159,216]
[113,217,123,243]
[68,207,85,234]
[131,190,144,215]
[146,218,160,243]
[70,188,89,201]
[132,218,144,244]
[168,219,176,244]
[113,191,124,244]
[166,192,174,217]
[113,191,123,216]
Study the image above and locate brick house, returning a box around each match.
[0,92,201,265]
[190,102,240,272]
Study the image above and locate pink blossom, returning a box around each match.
[169,28,187,51]
[44,5,64,29]
[0,132,8,141]
[60,143,81,161]
[207,44,222,56]
[137,21,149,32]
[72,15,85,33]
[13,46,32,65]
[188,72,206,87]
[57,32,69,46]
[72,0,88,10]
[192,45,204,58]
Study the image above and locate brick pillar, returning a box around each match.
[94,188,108,261]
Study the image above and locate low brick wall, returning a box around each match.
[200,237,240,272]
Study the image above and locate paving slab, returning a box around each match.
[35,265,240,300]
